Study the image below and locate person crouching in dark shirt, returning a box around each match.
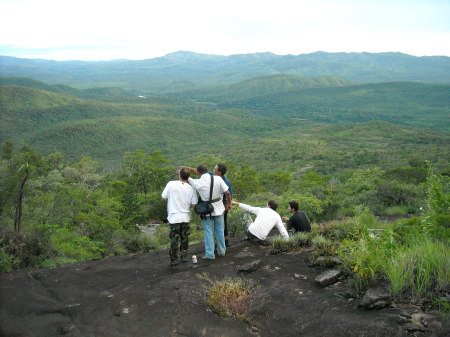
[282,201,311,234]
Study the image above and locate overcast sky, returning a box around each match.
[1,0,449,61]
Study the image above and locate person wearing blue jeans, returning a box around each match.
[202,214,225,258]
[186,165,231,259]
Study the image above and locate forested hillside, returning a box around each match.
[172,74,353,102]
[1,77,449,169]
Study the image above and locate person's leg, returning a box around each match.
[224,210,230,247]
[202,218,215,259]
[242,216,253,240]
[179,222,190,262]
[214,215,226,256]
[169,223,180,265]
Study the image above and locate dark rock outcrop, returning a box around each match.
[1,238,448,337]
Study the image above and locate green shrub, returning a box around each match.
[311,234,328,248]
[338,231,396,294]
[311,234,337,260]
[50,228,103,261]
[392,217,422,243]
[381,205,414,216]
[269,235,291,254]
[289,232,311,248]
[0,239,18,272]
[269,232,312,254]
[384,238,449,300]
[125,232,161,253]
[38,257,77,268]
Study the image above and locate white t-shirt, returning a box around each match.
[238,203,289,240]
[161,180,198,224]
[188,173,229,216]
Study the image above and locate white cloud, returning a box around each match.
[1,0,449,60]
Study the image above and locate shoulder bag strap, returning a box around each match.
[209,175,214,201]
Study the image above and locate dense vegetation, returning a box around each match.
[1,78,449,169]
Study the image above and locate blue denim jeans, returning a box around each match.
[202,215,226,258]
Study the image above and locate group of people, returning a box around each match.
[161,163,310,266]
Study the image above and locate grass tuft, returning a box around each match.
[197,273,256,323]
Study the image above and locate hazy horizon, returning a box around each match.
[1,0,449,61]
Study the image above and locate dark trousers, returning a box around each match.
[169,222,190,262]
[224,210,229,238]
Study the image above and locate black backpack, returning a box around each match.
[194,175,221,219]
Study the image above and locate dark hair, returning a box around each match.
[179,168,190,180]
[197,165,208,174]
[268,200,278,211]
[288,201,299,212]
[216,163,227,175]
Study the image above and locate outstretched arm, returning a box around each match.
[276,218,290,240]
[232,201,260,215]
[182,166,198,175]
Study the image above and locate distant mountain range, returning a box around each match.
[1,51,449,94]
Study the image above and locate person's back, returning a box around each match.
[233,200,289,241]
[249,207,285,240]
[163,180,197,222]
[289,211,311,232]
[161,168,198,266]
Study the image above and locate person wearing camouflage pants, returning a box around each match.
[162,168,198,266]
[169,223,190,263]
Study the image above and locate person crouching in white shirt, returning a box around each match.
[231,199,289,242]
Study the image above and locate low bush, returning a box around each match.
[0,239,18,272]
[384,238,449,300]
[269,232,311,254]
[50,228,103,261]
[197,273,256,323]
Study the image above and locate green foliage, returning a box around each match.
[384,238,449,300]
[269,232,312,254]
[124,232,162,253]
[421,169,450,234]
[338,233,395,294]
[220,82,450,131]
[50,228,103,261]
[0,238,17,272]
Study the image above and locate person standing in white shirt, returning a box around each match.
[162,168,198,266]
[231,200,289,241]
[186,165,231,260]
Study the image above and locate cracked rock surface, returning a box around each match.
[1,237,448,337]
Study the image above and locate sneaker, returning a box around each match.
[169,260,178,266]
[201,255,215,260]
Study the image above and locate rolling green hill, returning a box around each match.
[1,80,449,173]
[172,74,352,102]
[217,82,450,131]
[0,84,214,143]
